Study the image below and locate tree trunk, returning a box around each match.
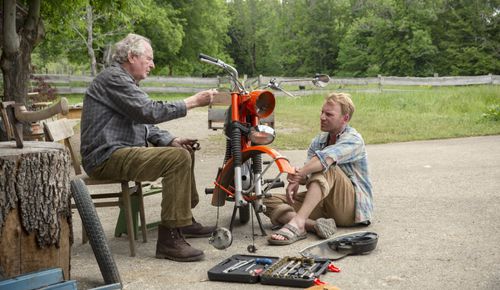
[0,0,44,104]
[0,40,32,104]
[0,141,72,280]
[86,5,97,76]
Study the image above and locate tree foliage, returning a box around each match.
[133,0,184,75]
[168,0,231,76]
[35,0,140,75]
[3,0,499,103]
[226,0,281,76]
[431,0,500,76]
[337,0,440,77]
[223,0,498,77]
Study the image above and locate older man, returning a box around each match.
[265,92,373,245]
[81,33,216,261]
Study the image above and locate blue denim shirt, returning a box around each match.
[307,125,373,223]
[80,62,187,174]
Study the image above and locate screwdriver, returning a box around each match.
[255,258,273,265]
[244,258,274,272]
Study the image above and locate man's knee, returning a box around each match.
[265,202,294,225]
[159,147,192,166]
[306,176,329,200]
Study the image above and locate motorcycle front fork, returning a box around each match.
[233,154,266,208]
[233,165,246,207]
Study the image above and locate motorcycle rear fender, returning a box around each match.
[211,145,294,206]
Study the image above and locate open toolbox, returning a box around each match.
[207,254,332,288]
[207,254,280,284]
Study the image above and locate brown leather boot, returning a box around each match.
[156,225,204,262]
[180,218,216,238]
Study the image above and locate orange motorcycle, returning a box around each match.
[199,53,329,252]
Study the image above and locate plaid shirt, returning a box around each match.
[306,125,373,223]
[80,62,187,174]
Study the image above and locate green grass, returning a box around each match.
[61,93,192,105]
[58,85,500,149]
[62,94,85,105]
[273,85,500,149]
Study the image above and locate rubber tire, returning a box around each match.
[70,178,122,286]
[239,204,250,224]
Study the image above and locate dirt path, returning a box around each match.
[157,107,223,155]
[68,109,500,289]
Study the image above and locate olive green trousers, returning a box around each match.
[90,146,199,228]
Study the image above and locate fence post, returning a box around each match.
[378,74,382,92]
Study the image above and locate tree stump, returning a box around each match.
[0,141,72,280]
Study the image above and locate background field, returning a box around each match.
[65,84,500,149]
[273,85,500,148]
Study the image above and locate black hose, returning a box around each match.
[231,125,242,166]
[252,153,262,174]
[224,138,232,163]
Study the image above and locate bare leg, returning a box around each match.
[271,182,322,241]
[275,211,318,233]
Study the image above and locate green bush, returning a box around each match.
[482,104,500,121]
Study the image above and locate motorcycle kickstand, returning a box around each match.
[251,201,267,236]
[228,202,267,236]
[229,204,238,232]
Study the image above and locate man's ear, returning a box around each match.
[127,52,136,64]
[343,114,350,122]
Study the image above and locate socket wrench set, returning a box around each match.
[207,254,331,287]
[260,256,332,287]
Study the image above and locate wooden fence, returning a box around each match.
[23,73,500,95]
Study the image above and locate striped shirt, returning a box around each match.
[306,125,373,223]
[80,62,187,174]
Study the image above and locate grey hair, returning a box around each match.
[112,33,151,64]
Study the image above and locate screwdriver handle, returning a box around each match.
[255,258,273,265]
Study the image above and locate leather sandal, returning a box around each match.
[268,224,307,246]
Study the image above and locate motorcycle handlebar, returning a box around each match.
[199,53,219,64]
[199,52,243,91]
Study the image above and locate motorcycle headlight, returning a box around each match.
[247,90,275,118]
[249,125,275,145]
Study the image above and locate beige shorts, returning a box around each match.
[263,165,356,226]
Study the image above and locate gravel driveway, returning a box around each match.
[69,108,500,290]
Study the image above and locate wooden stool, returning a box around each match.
[114,188,162,238]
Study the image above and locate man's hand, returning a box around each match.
[285,181,300,205]
[287,167,308,185]
[184,89,217,109]
[285,167,304,204]
[170,137,199,153]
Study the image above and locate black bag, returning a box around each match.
[299,231,378,260]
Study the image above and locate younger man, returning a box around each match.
[264,92,373,245]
